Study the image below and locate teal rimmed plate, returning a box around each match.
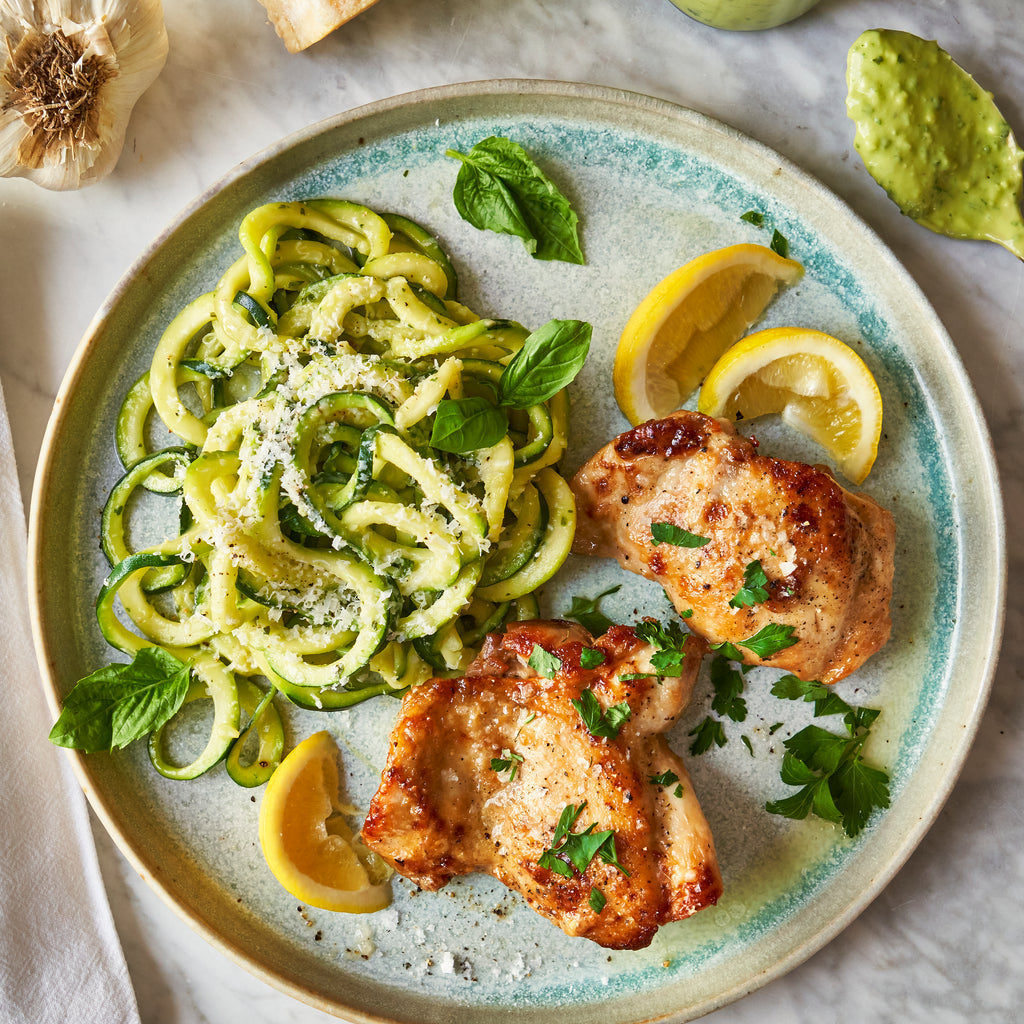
[29,81,1005,1023]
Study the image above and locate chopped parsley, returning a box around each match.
[579,646,606,669]
[686,655,751,756]
[688,716,727,755]
[649,769,684,798]
[650,522,711,548]
[490,749,524,782]
[528,644,562,677]
[709,655,748,722]
[729,559,770,608]
[634,618,690,677]
[589,886,607,913]
[770,229,790,258]
[712,622,798,661]
[538,802,630,878]
[741,210,793,259]
[770,674,878,730]
[517,712,537,735]
[571,688,632,740]
[565,585,621,636]
[766,675,890,837]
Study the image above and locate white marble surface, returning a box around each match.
[2,0,1021,1021]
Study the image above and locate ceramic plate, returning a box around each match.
[29,81,1005,1023]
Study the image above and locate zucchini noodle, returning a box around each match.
[101,199,576,780]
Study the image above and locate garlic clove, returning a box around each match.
[0,0,169,191]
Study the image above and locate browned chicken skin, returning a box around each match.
[361,620,721,950]
[571,411,895,684]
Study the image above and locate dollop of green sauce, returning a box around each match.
[668,0,819,31]
[846,28,1024,260]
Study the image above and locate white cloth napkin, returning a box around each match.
[0,379,140,1024]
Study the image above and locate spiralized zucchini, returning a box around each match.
[101,199,577,771]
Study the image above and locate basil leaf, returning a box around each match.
[650,522,710,548]
[430,396,508,453]
[498,319,592,409]
[49,647,191,753]
[451,161,532,248]
[447,136,585,264]
[528,644,562,677]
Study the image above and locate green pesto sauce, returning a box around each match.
[668,0,819,31]
[846,29,1024,260]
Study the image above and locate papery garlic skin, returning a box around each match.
[0,0,168,190]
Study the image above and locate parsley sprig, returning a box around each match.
[771,674,880,731]
[565,585,620,636]
[711,622,798,661]
[650,522,710,548]
[490,749,524,782]
[709,655,748,721]
[649,769,684,798]
[571,689,631,740]
[633,618,690,678]
[537,802,629,878]
[528,644,562,677]
[729,560,770,608]
[766,675,890,837]
[688,717,727,755]
[688,654,749,755]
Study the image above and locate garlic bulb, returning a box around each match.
[0,0,168,190]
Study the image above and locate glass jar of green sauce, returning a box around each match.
[667,0,821,31]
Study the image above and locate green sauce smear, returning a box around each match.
[846,28,1024,260]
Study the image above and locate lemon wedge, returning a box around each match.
[698,326,883,484]
[258,730,391,913]
[613,243,804,424]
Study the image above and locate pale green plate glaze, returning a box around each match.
[29,81,1005,1023]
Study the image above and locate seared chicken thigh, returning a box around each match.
[571,411,895,684]
[362,620,721,950]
